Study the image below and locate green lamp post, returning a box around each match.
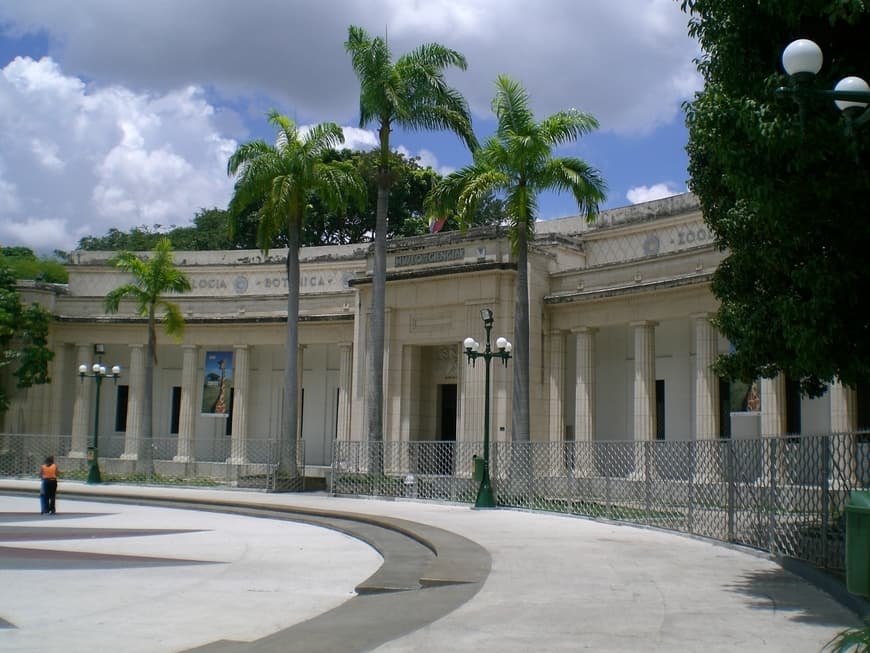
[463,308,512,508]
[79,352,121,484]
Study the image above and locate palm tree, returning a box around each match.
[429,75,606,443]
[345,25,477,455]
[105,237,192,474]
[227,110,364,481]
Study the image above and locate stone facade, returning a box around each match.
[4,193,861,470]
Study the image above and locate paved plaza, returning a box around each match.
[0,480,864,652]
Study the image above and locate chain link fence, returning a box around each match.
[0,432,305,491]
[333,433,870,574]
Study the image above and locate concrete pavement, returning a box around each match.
[0,480,864,652]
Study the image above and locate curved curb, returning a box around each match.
[0,484,491,652]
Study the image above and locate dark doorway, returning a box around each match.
[439,384,457,441]
[428,384,456,475]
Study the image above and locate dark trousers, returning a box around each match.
[40,479,57,514]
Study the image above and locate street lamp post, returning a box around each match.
[78,352,121,484]
[777,38,870,128]
[463,308,512,508]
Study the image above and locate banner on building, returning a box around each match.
[202,351,233,415]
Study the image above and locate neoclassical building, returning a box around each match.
[5,193,867,476]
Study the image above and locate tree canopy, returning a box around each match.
[345,24,477,448]
[227,110,365,478]
[429,75,606,443]
[0,265,54,417]
[0,247,68,283]
[681,1,870,395]
[105,237,192,473]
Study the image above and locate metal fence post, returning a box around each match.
[821,435,830,566]
[768,437,778,554]
[688,440,695,535]
[644,441,652,523]
[727,439,736,543]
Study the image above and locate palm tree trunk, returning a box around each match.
[281,220,301,482]
[367,180,388,474]
[138,316,156,477]
[513,226,531,443]
[510,225,532,496]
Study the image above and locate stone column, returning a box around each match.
[760,375,786,437]
[546,330,565,444]
[174,345,198,462]
[761,374,787,484]
[632,321,657,479]
[122,344,145,460]
[632,322,657,442]
[573,327,597,475]
[229,344,250,464]
[830,380,857,486]
[336,343,353,442]
[69,344,93,458]
[693,314,719,440]
[48,344,69,436]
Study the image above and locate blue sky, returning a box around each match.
[0,1,701,253]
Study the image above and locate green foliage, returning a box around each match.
[78,208,236,252]
[0,265,54,415]
[428,75,606,237]
[824,617,870,653]
[104,237,192,360]
[427,75,606,443]
[226,110,365,254]
[682,2,870,396]
[0,247,68,283]
[345,24,478,447]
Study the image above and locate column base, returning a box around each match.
[173,455,193,463]
[66,451,86,459]
[226,457,248,465]
[120,453,138,460]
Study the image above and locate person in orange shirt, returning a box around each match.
[40,455,58,515]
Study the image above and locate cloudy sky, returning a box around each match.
[0,1,701,253]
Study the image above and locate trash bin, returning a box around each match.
[845,490,870,597]
[86,447,96,462]
[472,456,486,482]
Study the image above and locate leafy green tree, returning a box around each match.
[0,266,54,418]
[0,247,68,283]
[104,238,192,474]
[78,226,164,252]
[79,208,236,252]
[227,110,364,479]
[681,1,870,395]
[429,75,606,442]
[345,25,477,450]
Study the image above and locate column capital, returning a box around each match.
[690,312,715,321]
[128,343,145,350]
[570,326,598,335]
[233,344,249,351]
[629,320,659,328]
[182,343,197,351]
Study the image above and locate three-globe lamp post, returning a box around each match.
[463,308,512,508]
[78,347,121,484]
[777,38,870,128]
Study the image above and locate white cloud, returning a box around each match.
[0,56,236,252]
[340,127,378,151]
[626,182,683,204]
[0,1,700,133]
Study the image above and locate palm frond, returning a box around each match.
[492,75,535,139]
[160,300,186,339]
[539,109,600,147]
[538,158,607,219]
